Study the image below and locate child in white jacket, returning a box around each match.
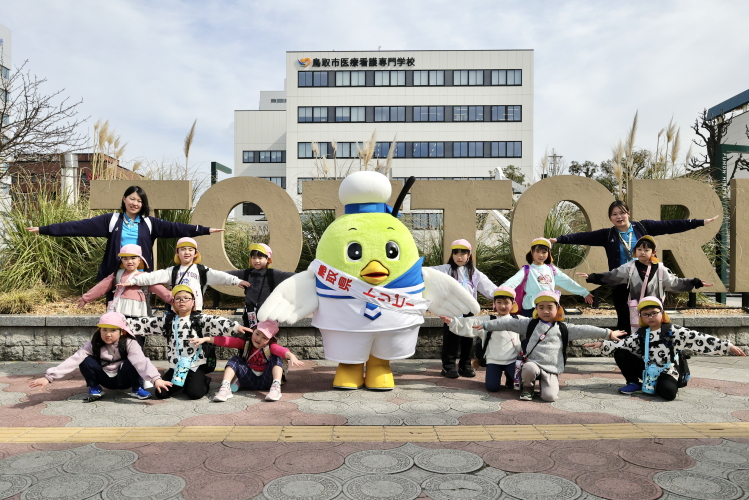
[120,237,249,311]
[441,286,521,392]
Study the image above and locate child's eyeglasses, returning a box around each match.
[641,311,662,318]
[174,297,194,303]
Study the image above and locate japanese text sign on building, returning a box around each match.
[299,57,415,69]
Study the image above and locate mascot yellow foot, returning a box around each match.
[364,355,394,390]
[333,363,364,389]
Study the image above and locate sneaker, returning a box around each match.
[440,368,459,379]
[130,387,152,400]
[88,386,103,402]
[618,382,642,395]
[213,383,233,402]
[519,390,533,401]
[458,366,476,378]
[266,383,282,402]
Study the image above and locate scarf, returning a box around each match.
[311,257,431,320]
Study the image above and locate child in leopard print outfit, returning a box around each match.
[585,296,745,400]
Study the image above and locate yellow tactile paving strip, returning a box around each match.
[2,423,749,443]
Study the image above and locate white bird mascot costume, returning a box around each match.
[258,171,479,390]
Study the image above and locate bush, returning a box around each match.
[0,285,61,314]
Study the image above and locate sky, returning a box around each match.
[2,0,748,185]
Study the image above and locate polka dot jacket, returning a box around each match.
[601,324,732,377]
[126,314,240,370]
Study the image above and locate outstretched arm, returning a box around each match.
[258,268,319,324]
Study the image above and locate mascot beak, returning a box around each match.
[360,260,390,285]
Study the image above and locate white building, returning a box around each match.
[709,89,749,182]
[234,50,534,220]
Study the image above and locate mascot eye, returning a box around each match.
[385,241,400,260]
[347,242,363,261]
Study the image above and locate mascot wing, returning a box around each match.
[421,267,481,317]
[257,268,319,324]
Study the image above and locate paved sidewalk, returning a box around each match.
[1,357,749,499]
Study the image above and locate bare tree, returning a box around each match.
[689,109,733,178]
[0,60,87,166]
[726,125,749,183]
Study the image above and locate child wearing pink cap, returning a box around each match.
[30,312,170,401]
[224,243,296,328]
[441,286,521,391]
[79,244,174,320]
[431,238,497,379]
[191,320,303,402]
[121,237,249,311]
[501,237,593,317]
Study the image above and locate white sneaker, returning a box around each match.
[265,383,282,401]
[213,384,233,402]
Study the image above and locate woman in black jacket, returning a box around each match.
[550,200,718,331]
[26,185,224,281]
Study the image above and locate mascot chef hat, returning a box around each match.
[339,171,393,214]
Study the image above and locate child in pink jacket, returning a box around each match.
[29,312,171,401]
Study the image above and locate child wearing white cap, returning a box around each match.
[441,286,521,392]
[431,238,497,379]
[121,237,249,311]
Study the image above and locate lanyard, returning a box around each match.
[618,228,634,254]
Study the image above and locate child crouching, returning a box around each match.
[584,296,745,400]
[30,312,170,401]
[196,320,303,402]
[441,286,520,392]
[477,291,626,401]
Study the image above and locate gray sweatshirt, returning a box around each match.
[587,261,699,301]
[483,316,611,375]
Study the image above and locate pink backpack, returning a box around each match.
[514,264,557,310]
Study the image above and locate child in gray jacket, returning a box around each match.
[477,291,626,402]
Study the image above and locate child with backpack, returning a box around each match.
[121,237,250,312]
[476,291,626,401]
[584,296,745,400]
[576,236,712,332]
[191,320,303,402]
[78,244,174,324]
[29,312,170,401]
[431,239,497,379]
[501,237,594,317]
[440,286,520,392]
[224,243,295,328]
[126,285,253,400]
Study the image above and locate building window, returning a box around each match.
[298,71,328,87]
[335,142,364,159]
[404,213,443,230]
[335,71,365,86]
[490,141,522,157]
[336,107,350,122]
[270,98,286,103]
[491,105,522,121]
[413,70,444,86]
[374,70,406,86]
[491,70,522,86]
[374,106,404,122]
[454,106,484,122]
[242,203,263,216]
[260,176,286,189]
[298,142,328,158]
[242,152,255,163]
[258,151,284,163]
[374,142,405,158]
[453,70,484,86]
[413,106,444,122]
[0,90,6,102]
[0,66,8,79]
[453,142,484,157]
[298,107,328,123]
[412,142,444,158]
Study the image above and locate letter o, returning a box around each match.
[511,176,616,292]
[192,177,302,296]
